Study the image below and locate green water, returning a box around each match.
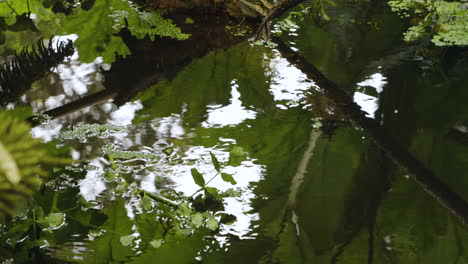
[1,1,468,263]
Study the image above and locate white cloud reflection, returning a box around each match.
[202,80,256,127]
[354,72,387,118]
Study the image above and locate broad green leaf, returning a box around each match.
[191,168,205,187]
[86,201,134,263]
[7,13,38,32]
[221,173,237,185]
[58,0,131,63]
[210,152,221,172]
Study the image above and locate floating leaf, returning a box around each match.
[206,216,219,231]
[150,239,163,248]
[120,235,135,247]
[191,213,204,227]
[221,173,237,185]
[222,188,242,197]
[141,195,152,211]
[228,146,246,166]
[219,214,237,225]
[175,228,192,237]
[209,152,221,172]
[37,213,64,229]
[177,203,192,216]
[191,168,205,187]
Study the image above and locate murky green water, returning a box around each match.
[2,0,468,263]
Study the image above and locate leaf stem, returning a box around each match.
[139,190,178,207]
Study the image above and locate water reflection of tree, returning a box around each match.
[2,0,468,262]
[12,0,465,231]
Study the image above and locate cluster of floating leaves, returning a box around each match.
[102,144,160,162]
[61,124,125,142]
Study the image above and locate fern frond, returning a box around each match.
[0,111,71,221]
[0,38,75,107]
[127,11,190,40]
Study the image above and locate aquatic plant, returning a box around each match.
[388,0,468,46]
[61,124,125,142]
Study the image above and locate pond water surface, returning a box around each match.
[2,1,468,263]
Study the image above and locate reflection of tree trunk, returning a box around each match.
[287,130,321,232]
[267,129,321,263]
[271,36,468,226]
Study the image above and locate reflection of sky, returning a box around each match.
[53,34,107,97]
[202,80,256,127]
[79,159,107,201]
[268,51,312,105]
[150,113,185,139]
[354,73,387,118]
[109,101,143,126]
[357,72,386,93]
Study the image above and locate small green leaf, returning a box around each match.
[221,173,237,185]
[120,235,135,246]
[141,195,152,211]
[185,17,195,24]
[191,213,204,227]
[177,203,192,216]
[176,228,192,237]
[209,152,221,172]
[191,168,205,187]
[223,188,242,197]
[206,216,219,230]
[150,239,163,248]
[205,187,221,200]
